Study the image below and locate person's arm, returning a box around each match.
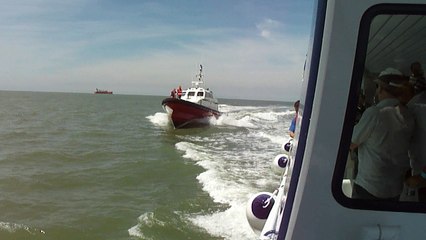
[351,107,376,149]
[288,118,296,137]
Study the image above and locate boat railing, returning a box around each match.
[191,80,204,88]
[258,156,291,240]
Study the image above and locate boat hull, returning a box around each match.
[162,98,220,128]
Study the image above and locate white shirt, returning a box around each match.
[352,98,415,198]
[407,91,426,175]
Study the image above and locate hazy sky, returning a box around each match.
[1,0,314,101]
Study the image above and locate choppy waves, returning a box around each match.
[146,101,294,239]
[0,92,294,240]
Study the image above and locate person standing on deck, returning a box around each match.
[406,76,426,201]
[177,86,182,99]
[289,100,300,138]
[409,61,425,96]
[170,88,176,98]
[407,66,426,176]
[351,68,415,200]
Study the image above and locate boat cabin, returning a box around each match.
[181,87,219,111]
[253,0,426,239]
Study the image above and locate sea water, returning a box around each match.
[0,91,295,240]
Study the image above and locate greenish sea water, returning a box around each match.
[0,91,293,240]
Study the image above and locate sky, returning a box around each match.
[0,0,315,101]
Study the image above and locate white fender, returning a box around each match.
[246,192,276,234]
[281,138,293,153]
[272,154,289,173]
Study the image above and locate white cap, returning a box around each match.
[375,68,405,88]
[378,67,403,78]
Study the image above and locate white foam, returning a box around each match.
[188,204,256,240]
[170,102,291,239]
[175,142,209,162]
[146,112,170,127]
[219,104,259,113]
[213,114,257,128]
[128,212,164,240]
[0,222,31,233]
[0,221,45,235]
[175,141,278,239]
[128,224,146,239]
[257,131,288,145]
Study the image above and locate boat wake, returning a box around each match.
[145,101,295,239]
[148,103,293,130]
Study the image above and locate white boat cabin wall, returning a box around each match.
[248,1,426,240]
[181,88,219,111]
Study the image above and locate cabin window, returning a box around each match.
[332,5,426,213]
[188,91,195,97]
[197,92,204,97]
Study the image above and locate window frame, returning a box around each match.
[332,3,426,213]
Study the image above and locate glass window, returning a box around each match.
[197,91,204,97]
[333,4,426,213]
[188,91,195,97]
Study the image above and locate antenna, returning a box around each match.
[198,64,203,81]
[193,64,204,88]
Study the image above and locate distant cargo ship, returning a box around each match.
[94,88,113,94]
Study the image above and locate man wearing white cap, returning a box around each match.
[350,67,415,200]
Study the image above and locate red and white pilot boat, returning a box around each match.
[162,65,221,129]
